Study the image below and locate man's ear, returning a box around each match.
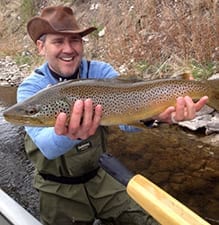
[36,40,45,56]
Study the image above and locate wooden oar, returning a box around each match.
[99,153,210,225]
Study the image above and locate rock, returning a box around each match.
[208,73,219,80]
[206,113,219,134]
[0,57,29,86]
[178,108,219,134]
[200,133,219,147]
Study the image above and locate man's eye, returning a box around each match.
[52,40,63,44]
[70,38,82,43]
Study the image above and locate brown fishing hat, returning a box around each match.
[27,5,97,43]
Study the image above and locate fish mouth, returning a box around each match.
[3,111,46,127]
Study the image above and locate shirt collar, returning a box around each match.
[48,66,80,82]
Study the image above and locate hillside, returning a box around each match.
[0,0,219,80]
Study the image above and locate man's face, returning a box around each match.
[37,33,83,77]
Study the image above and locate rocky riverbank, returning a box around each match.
[0,57,29,87]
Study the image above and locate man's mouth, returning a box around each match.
[60,56,74,62]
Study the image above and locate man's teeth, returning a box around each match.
[61,57,73,61]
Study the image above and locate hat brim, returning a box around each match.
[27,17,97,43]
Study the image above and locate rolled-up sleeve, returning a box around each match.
[17,73,81,159]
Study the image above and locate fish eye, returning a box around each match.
[25,105,40,115]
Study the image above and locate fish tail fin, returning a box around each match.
[181,71,193,80]
[207,79,219,111]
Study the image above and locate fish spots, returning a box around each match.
[34,97,71,121]
[7,78,213,127]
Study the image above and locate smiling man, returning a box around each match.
[17,5,207,225]
[37,34,83,77]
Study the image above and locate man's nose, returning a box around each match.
[62,41,75,52]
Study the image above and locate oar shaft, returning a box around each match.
[99,154,210,225]
[127,175,210,225]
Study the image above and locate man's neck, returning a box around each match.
[48,67,79,81]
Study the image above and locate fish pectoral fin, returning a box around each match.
[127,121,152,130]
[56,98,72,111]
[62,97,72,106]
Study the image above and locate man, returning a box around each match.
[17,5,208,225]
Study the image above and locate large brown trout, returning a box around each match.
[3,78,219,127]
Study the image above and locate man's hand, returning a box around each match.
[54,99,102,140]
[155,96,209,124]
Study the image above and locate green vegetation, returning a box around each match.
[20,0,36,24]
[14,52,44,70]
[134,59,219,80]
[135,60,150,74]
[189,61,219,80]
[14,53,33,66]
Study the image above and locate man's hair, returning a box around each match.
[39,34,47,42]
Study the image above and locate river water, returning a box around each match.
[0,86,40,219]
[0,85,218,225]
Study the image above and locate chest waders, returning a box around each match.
[24,126,108,192]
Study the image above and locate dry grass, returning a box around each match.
[0,37,23,57]
[1,0,219,78]
[86,0,219,78]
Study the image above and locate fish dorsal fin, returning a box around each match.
[116,75,145,83]
[180,72,194,80]
[171,71,193,80]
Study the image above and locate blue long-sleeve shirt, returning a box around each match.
[17,59,139,159]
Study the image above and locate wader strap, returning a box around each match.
[86,60,90,78]
[39,167,99,184]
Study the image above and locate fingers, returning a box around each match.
[171,96,196,123]
[153,106,175,124]
[54,112,68,135]
[194,96,208,112]
[83,99,94,128]
[171,95,208,123]
[174,96,195,121]
[54,99,102,140]
[68,99,85,133]
[89,104,102,135]
[156,95,208,124]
